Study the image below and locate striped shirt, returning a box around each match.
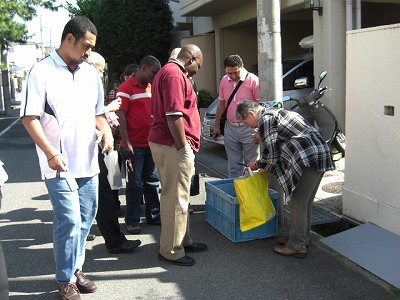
[257,108,336,200]
[116,75,153,147]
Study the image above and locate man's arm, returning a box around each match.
[21,116,67,171]
[212,99,226,138]
[95,115,113,153]
[116,110,133,154]
[167,115,187,150]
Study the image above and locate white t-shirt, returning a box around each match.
[21,50,105,179]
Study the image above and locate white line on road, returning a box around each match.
[0,118,19,138]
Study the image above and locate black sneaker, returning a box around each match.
[158,253,195,266]
[86,233,96,241]
[184,242,208,252]
[108,240,141,254]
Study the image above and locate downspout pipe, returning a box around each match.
[345,0,353,31]
[356,0,361,29]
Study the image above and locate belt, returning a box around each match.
[228,121,245,126]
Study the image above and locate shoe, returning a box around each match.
[117,208,123,217]
[184,242,208,252]
[59,283,80,300]
[108,240,141,254]
[277,237,310,249]
[86,233,96,241]
[74,271,97,293]
[158,253,195,266]
[127,223,141,234]
[277,236,288,245]
[274,245,307,258]
[147,219,161,225]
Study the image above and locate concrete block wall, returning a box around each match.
[344,23,400,235]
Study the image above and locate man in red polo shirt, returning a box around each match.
[117,55,162,235]
[149,44,208,266]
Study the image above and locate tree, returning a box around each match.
[66,0,173,89]
[0,0,58,114]
[0,0,58,45]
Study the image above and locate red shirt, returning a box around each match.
[116,75,153,147]
[148,60,200,152]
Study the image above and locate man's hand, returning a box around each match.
[96,128,114,153]
[122,141,134,157]
[106,97,122,113]
[248,161,259,171]
[47,153,68,172]
[212,126,221,139]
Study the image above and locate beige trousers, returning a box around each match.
[149,142,195,260]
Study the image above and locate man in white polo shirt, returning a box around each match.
[20,16,113,300]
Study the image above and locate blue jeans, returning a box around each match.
[45,175,98,284]
[125,147,160,225]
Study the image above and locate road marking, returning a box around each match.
[0,118,19,138]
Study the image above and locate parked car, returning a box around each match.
[201,52,314,145]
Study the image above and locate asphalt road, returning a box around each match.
[0,113,397,299]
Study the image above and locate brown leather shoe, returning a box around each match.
[277,236,288,245]
[274,245,307,258]
[277,237,310,249]
[59,283,81,300]
[74,271,97,293]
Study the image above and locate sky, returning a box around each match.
[25,1,76,48]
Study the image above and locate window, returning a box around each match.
[282,59,314,91]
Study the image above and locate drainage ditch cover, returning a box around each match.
[322,181,344,194]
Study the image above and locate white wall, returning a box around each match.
[193,17,214,35]
[180,35,217,96]
[314,1,347,130]
[344,23,400,235]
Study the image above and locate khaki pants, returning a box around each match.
[149,142,195,260]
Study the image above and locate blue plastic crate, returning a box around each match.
[205,178,279,243]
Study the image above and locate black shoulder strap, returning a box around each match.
[223,72,249,113]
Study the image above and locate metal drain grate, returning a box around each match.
[284,204,342,226]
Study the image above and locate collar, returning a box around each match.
[227,68,248,82]
[50,49,81,73]
[168,58,188,75]
[128,74,150,89]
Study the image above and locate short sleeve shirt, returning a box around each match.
[20,50,105,179]
[117,76,153,147]
[218,69,259,123]
[148,59,200,151]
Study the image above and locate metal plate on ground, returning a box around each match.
[284,204,342,225]
[321,222,400,288]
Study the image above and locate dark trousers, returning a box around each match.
[96,150,126,250]
[125,147,160,225]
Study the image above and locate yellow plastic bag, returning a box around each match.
[234,169,276,232]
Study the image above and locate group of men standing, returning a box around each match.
[20,16,208,300]
[18,12,334,300]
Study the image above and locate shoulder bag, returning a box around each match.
[219,73,248,135]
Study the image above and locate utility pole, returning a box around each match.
[257,0,283,103]
[257,0,284,225]
[1,45,12,115]
[40,15,44,58]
